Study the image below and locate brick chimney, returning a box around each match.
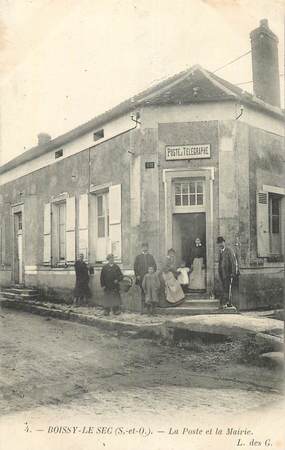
[250,19,280,107]
[37,133,51,146]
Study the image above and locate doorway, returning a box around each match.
[164,169,214,295]
[172,213,206,268]
[13,211,23,285]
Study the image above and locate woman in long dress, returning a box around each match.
[159,248,185,306]
[189,237,206,290]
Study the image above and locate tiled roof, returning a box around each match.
[0,65,283,174]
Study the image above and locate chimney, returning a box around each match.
[250,19,280,107]
[37,132,51,146]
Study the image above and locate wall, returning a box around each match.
[249,126,284,261]
[157,120,220,264]
[0,130,134,292]
[0,113,135,186]
[1,100,284,309]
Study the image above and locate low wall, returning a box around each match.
[214,266,284,310]
[0,270,12,287]
[24,268,142,310]
[2,266,283,311]
[238,267,284,310]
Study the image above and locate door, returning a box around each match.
[14,212,23,284]
[17,233,23,283]
[96,192,110,262]
[172,178,207,290]
[172,213,206,268]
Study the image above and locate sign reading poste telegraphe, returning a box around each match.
[165,144,211,160]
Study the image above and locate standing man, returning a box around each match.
[73,253,91,306]
[100,254,123,316]
[217,236,239,309]
[134,242,157,313]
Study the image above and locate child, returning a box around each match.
[176,260,190,294]
[142,266,160,315]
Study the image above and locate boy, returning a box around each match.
[142,266,160,315]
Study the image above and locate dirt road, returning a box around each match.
[0,308,283,421]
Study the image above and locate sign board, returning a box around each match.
[145,161,155,169]
[165,144,211,161]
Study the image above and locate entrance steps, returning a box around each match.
[158,292,221,316]
[0,285,39,302]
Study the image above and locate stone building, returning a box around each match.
[0,20,284,309]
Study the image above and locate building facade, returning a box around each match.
[0,20,284,309]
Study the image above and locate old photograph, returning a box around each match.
[0,1,284,449]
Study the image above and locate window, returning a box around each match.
[93,129,104,141]
[51,202,66,262]
[55,149,63,159]
[15,212,22,231]
[256,190,283,258]
[97,194,109,239]
[269,194,282,255]
[58,203,66,260]
[174,181,204,207]
[89,185,122,263]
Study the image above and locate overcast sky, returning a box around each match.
[0,0,284,165]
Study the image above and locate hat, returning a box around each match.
[216,236,225,244]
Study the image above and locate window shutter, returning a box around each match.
[65,197,76,262]
[43,203,51,263]
[256,191,269,257]
[109,184,122,260]
[79,194,88,259]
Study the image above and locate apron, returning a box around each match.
[189,257,206,290]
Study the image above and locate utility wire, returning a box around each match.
[236,74,284,86]
[212,50,252,74]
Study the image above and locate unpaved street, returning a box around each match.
[0,308,283,421]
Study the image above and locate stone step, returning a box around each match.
[8,288,38,295]
[182,299,220,308]
[0,292,22,300]
[0,290,39,301]
[157,306,220,316]
[158,306,238,316]
[19,293,38,299]
[185,291,208,299]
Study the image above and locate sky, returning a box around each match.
[0,0,284,165]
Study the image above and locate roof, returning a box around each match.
[0,64,283,175]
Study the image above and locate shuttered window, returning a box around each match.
[91,184,122,263]
[58,203,66,260]
[43,203,51,263]
[79,194,89,260]
[256,191,269,257]
[256,191,283,257]
[269,194,282,255]
[65,197,76,262]
[109,184,122,260]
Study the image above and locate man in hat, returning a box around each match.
[73,253,91,306]
[134,242,157,313]
[100,254,123,316]
[217,236,239,308]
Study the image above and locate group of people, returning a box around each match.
[134,240,206,315]
[73,235,239,316]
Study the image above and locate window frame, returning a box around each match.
[51,200,67,264]
[173,178,205,213]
